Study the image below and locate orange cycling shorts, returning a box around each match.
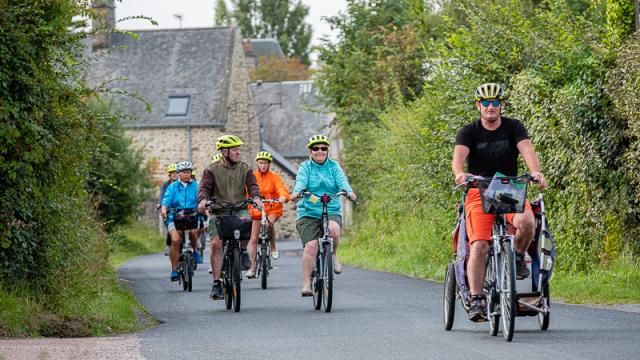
[464,188,532,243]
[248,202,283,221]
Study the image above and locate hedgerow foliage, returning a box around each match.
[0,0,151,330]
[317,0,640,275]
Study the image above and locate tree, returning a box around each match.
[227,0,313,64]
[214,0,232,26]
[248,55,310,81]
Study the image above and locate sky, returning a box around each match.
[115,0,348,50]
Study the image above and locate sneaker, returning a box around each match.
[334,256,342,274]
[300,285,313,297]
[468,295,487,322]
[245,269,256,279]
[164,245,171,256]
[194,252,203,264]
[210,281,223,300]
[516,253,530,279]
[241,250,251,270]
[271,250,280,260]
[208,266,213,274]
[170,271,179,282]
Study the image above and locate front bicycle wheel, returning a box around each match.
[322,243,333,313]
[185,253,193,292]
[260,244,268,290]
[538,283,550,331]
[179,255,188,291]
[223,255,232,310]
[312,254,323,310]
[500,241,516,342]
[485,255,499,336]
[443,262,456,331]
[232,246,242,312]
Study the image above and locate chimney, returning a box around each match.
[92,0,115,51]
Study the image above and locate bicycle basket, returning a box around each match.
[478,176,528,214]
[216,214,252,241]
[174,209,199,231]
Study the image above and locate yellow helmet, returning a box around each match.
[166,163,177,174]
[475,83,505,101]
[212,153,222,162]
[255,151,273,162]
[307,134,330,149]
[216,134,244,150]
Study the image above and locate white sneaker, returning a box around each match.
[245,269,256,279]
[164,245,170,256]
[334,256,342,274]
[208,266,212,274]
[271,250,280,260]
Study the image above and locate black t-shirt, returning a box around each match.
[455,117,529,177]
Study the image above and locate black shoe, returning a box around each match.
[516,253,530,279]
[468,295,487,322]
[210,281,223,300]
[241,250,251,270]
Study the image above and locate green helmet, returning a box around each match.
[475,83,505,101]
[307,134,330,149]
[166,163,177,174]
[255,151,273,162]
[216,134,244,151]
[211,153,222,162]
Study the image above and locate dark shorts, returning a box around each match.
[296,215,342,247]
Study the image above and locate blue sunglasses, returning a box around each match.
[480,99,501,107]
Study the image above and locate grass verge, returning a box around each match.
[340,217,640,305]
[0,222,162,337]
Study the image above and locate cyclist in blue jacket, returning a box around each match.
[292,135,356,296]
[161,161,203,281]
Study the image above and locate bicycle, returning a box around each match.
[207,198,256,312]
[443,174,554,341]
[295,190,354,313]
[169,208,200,292]
[255,199,282,290]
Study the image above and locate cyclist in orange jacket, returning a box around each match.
[245,151,290,278]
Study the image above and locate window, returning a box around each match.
[166,96,190,116]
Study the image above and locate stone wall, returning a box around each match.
[260,162,297,239]
[224,28,260,163]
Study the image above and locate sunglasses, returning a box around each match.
[311,146,329,152]
[480,99,501,107]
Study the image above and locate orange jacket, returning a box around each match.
[249,170,291,219]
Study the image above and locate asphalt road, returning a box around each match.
[119,241,640,360]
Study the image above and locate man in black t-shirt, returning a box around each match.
[451,83,547,322]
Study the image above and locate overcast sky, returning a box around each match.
[115,0,347,49]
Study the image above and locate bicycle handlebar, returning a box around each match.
[206,198,258,212]
[455,174,536,190]
[293,189,357,205]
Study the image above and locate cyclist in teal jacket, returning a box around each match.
[161,161,203,281]
[292,135,356,296]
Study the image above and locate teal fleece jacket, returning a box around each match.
[293,158,353,220]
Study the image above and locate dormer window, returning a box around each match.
[167,96,190,116]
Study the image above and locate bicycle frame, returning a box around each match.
[489,214,514,301]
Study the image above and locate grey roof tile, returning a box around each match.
[87,27,233,127]
[253,81,334,158]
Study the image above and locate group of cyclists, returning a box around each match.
[157,82,547,320]
[160,133,356,300]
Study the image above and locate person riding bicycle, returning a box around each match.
[197,135,263,300]
[245,151,291,278]
[161,161,204,281]
[159,163,179,256]
[292,135,356,297]
[452,83,547,321]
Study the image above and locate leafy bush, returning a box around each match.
[0,0,153,335]
[318,0,640,282]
